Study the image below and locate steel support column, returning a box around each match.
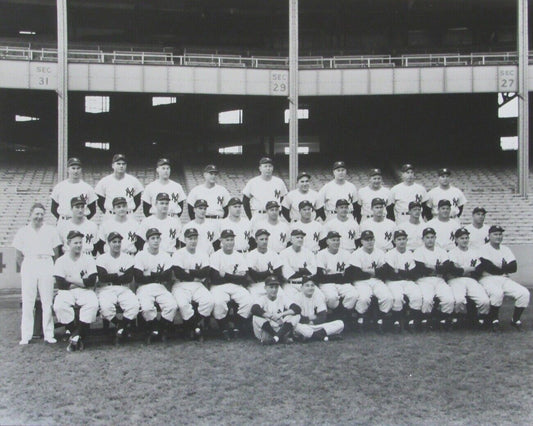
[57,0,68,181]
[518,0,529,197]
[288,0,298,189]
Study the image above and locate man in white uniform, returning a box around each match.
[187,164,230,220]
[218,197,252,253]
[252,201,290,254]
[426,199,460,251]
[402,201,425,251]
[390,163,429,223]
[426,168,467,219]
[360,198,396,252]
[180,199,220,256]
[320,199,360,253]
[356,168,392,223]
[281,171,324,222]
[98,197,139,255]
[290,201,323,254]
[317,161,357,220]
[465,207,490,250]
[57,197,98,256]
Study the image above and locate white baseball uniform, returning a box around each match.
[280,246,319,303]
[401,220,425,251]
[57,218,98,255]
[320,216,360,253]
[290,220,323,254]
[465,224,490,250]
[357,186,392,220]
[360,218,396,252]
[281,188,322,222]
[251,292,300,340]
[51,180,97,220]
[427,186,467,218]
[218,216,252,252]
[390,182,428,223]
[316,248,357,310]
[95,173,143,213]
[384,248,423,312]
[187,184,231,218]
[180,219,219,256]
[13,224,61,342]
[137,215,182,254]
[242,176,288,218]
[246,248,283,299]
[98,216,139,255]
[317,180,357,216]
[293,290,344,339]
[426,218,460,251]
[252,219,290,254]
[142,179,187,216]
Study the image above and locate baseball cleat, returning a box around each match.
[62,329,72,342]
[19,339,29,345]
[76,338,84,351]
[232,328,240,339]
[490,319,500,332]
[44,337,57,344]
[477,318,486,329]
[420,319,428,332]
[393,321,401,333]
[323,336,329,342]
[260,335,275,345]
[510,320,523,331]
[146,330,159,345]
[376,319,384,334]
[405,320,415,333]
[67,335,80,352]
[222,329,232,341]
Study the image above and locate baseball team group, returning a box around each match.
[13,154,530,351]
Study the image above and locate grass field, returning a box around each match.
[1,301,532,425]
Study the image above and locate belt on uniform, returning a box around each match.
[206,215,222,219]
[400,212,409,215]
[59,215,71,220]
[83,251,93,256]
[288,279,303,284]
[169,213,180,217]
[236,249,248,254]
[326,210,336,215]
[108,210,132,215]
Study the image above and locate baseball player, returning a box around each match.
[280,229,319,304]
[51,157,97,221]
[447,227,490,327]
[242,157,288,222]
[133,228,177,343]
[389,164,429,223]
[209,229,253,340]
[137,193,182,255]
[317,161,357,220]
[465,207,490,250]
[382,230,423,331]
[290,200,323,254]
[315,231,357,322]
[251,275,301,345]
[251,201,289,254]
[187,164,230,220]
[53,230,99,352]
[478,225,530,331]
[281,171,324,222]
[413,227,456,330]
[246,229,284,300]
[97,197,139,255]
[320,199,360,253]
[142,158,187,218]
[359,198,396,252]
[347,230,394,333]
[426,199,460,251]
[218,197,252,253]
[293,278,344,342]
[95,232,139,344]
[95,154,143,216]
[355,168,392,223]
[56,197,98,256]
[180,199,220,256]
[402,201,425,251]
[13,203,61,345]
[426,168,467,219]
[172,228,214,341]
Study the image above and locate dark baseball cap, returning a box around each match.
[371,198,386,207]
[438,199,452,208]
[67,157,82,167]
[422,227,436,237]
[488,225,505,234]
[259,157,273,165]
[67,230,84,240]
[438,168,451,176]
[326,231,341,239]
[112,197,128,207]
[227,197,242,207]
[298,200,313,210]
[369,168,382,176]
[360,230,375,240]
[297,171,311,181]
[194,199,208,208]
[112,154,127,163]
[184,228,199,238]
[156,192,170,202]
[333,161,346,170]
[265,200,280,210]
[70,196,86,207]
[454,227,470,239]
[393,230,408,239]
[204,164,219,173]
[401,164,414,172]
[220,229,236,239]
[255,228,270,238]
[146,228,162,239]
[107,231,123,242]
[408,201,422,210]
[291,229,306,237]
[265,275,280,286]
[336,198,350,207]
[472,206,487,214]
[157,158,171,167]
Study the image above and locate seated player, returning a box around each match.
[172,228,214,341]
[97,197,139,255]
[293,279,344,342]
[478,225,530,331]
[320,199,360,253]
[347,230,394,332]
[251,276,301,345]
[447,227,490,328]
[290,200,323,254]
[209,229,253,340]
[252,200,290,254]
[133,228,178,344]
[53,230,99,352]
[57,196,98,256]
[426,199,460,251]
[95,232,140,344]
[359,198,396,252]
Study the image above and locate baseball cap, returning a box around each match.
[157,158,171,167]
[227,197,242,207]
[297,171,311,181]
[70,196,86,207]
[371,198,386,207]
[112,197,128,207]
[259,157,273,165]
[369,168,382,176]
[67,157,82,167]
[438,199,451,208]
[408,201,422,210]
[194,199,208,208]
[488,225,505,234]
[291,229,306,237]
[146,228,162,239]
[336,198,350,207]
[360,230,375,240]
[265,275,280,286]
[472,206,487,214]
[401,163,414,172]
[393,230,408,239]
[107,231,123,242]
[112,154,127,163]
[265,200,280,210]
[184,228,199,238]
[204,164,219,173]
[438,168,451,176]
[67,230,84,240]
[454,227,470,239]
[220,229,236,239]
[156,192,170,202]
[422,227,436,237]
[333,161,346,170]
[255,228,270,238]
[326,231,341,239]
[298,200,313,210]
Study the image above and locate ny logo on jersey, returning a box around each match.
[385,231,392,241]
[169,229,177,239]
[267,261,274,272]
[119,266,127,273]
[207,231,214,241]
[274,189,281,199]
[436,259,441,267]
[452,197,460,208]
[244,231,251,240]
[450,231,455,241]
[128,231,136,242]
[125,187,135,198]
[233,264,239,274]
[171,193,180,202]
[404,262,410,271]
[79,193,88,203]
[313,232,320,242]
[217,195,224,206]
[470,259,477,267]
[336,262,346,272]
[484,236,490,243]
[415,194,422,203]
[80,269,87,278]
[348,230,355,240]
[85,234,93,244]
[195,263,202,270]
[156,264,165,273]
[303,261,307,268]
[501,258,507,268]
[371,261,377,269]
[280,233,287,243]
[348,194,354,204]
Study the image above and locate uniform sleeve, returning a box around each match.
[136,219,148,240]
[187,187,197,207]
[280,252,296,279]
[305,251,317,275]
[279,179,288,198]
[94,177,106,197]
[12,228,25,252]
[86,256,98,276]
[458,189,467,207]
[314,292,328,313]
[242,179,253,198]
[53,257,66,278]
[222,187,231,207]
[209,252,220,272]
[133,176,144,195]
[426,188,436,209]
[316,184,327,206]
[50,183,60,203]
[50,227,62,248]
[420,185,428,203]
[281,192,291,209]
[315,251,327,269]
[178,183,187,203]
[413,248,424,263]
[86,185,98,205]
[141,183,152,204]
[133,252,144,271]
[349,252,361,268]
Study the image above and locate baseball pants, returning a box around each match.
[417,277,455,314]
[294,320,344,339]
[252,315,300,340]
[136,283,177,322]
[319,283,358,310]
[210,283,252,320]
[171,281,214,320]
[386,280,423,312]
[479,276,530,308]
[96,285,140,321]
[20,257,55,342]
[354,278,394,315]
[53,288,99,324]
[448,277,490,315]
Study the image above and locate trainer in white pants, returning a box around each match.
[210,283,252,320]
[387,280,423,313]
[417,276,455,314]
[252,314,300,339]
[137,283,177,322]
[53,288,99,324]
[448,277,490,315]
[479,276,530,309]
[172,281,214,320]
[319,283,358,311]
[354,278,393,315]
[294,320,344,339]
[97,285,140,321]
